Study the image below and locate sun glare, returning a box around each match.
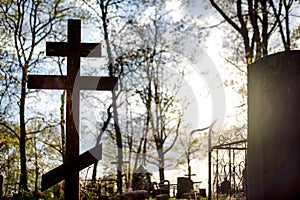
[166,0,182,22]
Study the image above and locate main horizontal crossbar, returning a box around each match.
[28,75,118,91]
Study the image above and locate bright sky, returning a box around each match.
[143,0,246,188]
[164,0,242,130]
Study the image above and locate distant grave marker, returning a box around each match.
[177,177,193,199]
[248,50,300,200]
[28,19,117,200]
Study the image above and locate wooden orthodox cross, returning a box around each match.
[28,19,117,200]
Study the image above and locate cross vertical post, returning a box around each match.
[65,19,80,200]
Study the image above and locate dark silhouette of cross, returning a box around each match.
[28,19,117,200]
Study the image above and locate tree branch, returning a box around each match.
[210,0,241,33]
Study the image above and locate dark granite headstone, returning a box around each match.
[176,177,193,198]
[248,50,300,200]
[199,188,206,197]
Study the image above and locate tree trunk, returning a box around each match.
[158,153,165,182]
[91,132,103,183]
[100,0,123,193]
[157,144,165,182]
[60,91,66,161]
[110,97,123,193]
[283,0,291,50]
[127,136,132,189]
[92,106,111,182]
[261,0,268,56]
[20,67,28,191]
[35,155,39,192]
[34,138,39,192]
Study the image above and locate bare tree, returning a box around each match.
[82,0,135,193]
[83,0,199,189]
[0,0,71,191]
[209,0,298,66]
[120,9,190,181]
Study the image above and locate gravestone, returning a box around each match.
[28,19,117,200]
[176,177,193,199]
[248,50,300,200]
